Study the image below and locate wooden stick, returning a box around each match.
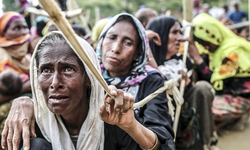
[38,0,114,99]
[229,21,249,29]
[249,0,250,38]
[173,0,193,139]
[67,0,91,34]
[26,7,84,19]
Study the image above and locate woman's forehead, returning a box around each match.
[9,18,27,27]
[39,43,77,60]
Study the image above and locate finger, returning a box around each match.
[30,118,36,138]
[99,105,109,121]
[7,123,14,150]
[153,34,162,46]
[1,122,8,150]
[114,89,124,111]
[122,93,132,113]
[12,115,21,150]
[108,85,118,97]
[22,119,31,150]
[105,95,115,107]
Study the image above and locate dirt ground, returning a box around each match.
[217,116,250,150]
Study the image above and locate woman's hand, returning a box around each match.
[99,85,136,130]
[99,86,160,149]
[178,37,204,65]
[178,70,191,87]
[1,96,36,150]
[145,30,162,46]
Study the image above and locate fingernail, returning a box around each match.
[24,147,29,150]
[2,146,5,149]
[34,133,37,137]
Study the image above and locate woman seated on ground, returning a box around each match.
[0,11,34,137]
[189,13,250,131]
[1,13,175,150]
[146,16,218,150]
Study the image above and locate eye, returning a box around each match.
[14,26,21,31]
[64,67,74,72]
[107,36,116,40]
[41,68,52,73]
[125,40,132,46]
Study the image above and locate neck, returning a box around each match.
[108,70,129,78]
[61,97,89,135]
[166,52,176,60]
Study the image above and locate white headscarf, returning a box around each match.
[30,31,104,150]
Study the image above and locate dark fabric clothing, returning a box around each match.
[181,81,215,147]
[196,54,250,97]
[146,16,179,66]
[20,138,52,150]
[104,73,175,150]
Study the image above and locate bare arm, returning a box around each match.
[145,30,161,69]
[99,85,160,150]
[1,97,36,150]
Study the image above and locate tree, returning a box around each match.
[2,0,19,12]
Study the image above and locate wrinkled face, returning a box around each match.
[2,18,29,40]
[167,22,182,58]
[101,21,139,77]
[38,44,89,115]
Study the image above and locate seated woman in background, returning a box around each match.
[189,13,250,131]
[146,16,218,150]
[1,13,175,150]
[0,11,33,138]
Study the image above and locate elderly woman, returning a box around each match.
[146,16,218,150]
[188,13,250,131]
[1,14,175,150]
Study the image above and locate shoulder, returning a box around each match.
[137,73,166,100]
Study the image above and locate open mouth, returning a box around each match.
[48,95,69,104]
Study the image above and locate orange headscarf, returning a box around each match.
[0,11,31,74]
[0,11,31,47]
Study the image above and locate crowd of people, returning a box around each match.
[0,0,249,150]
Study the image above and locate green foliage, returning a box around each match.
[2,0,20,12]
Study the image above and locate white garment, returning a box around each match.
[158,58,187,80]
[30,31,104,150]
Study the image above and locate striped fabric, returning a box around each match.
[0,11,30,47]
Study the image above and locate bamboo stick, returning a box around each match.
[67,0,91,34]
[38,0,114,99]
[26,7,84,19]
[249,0,250,38]
[229,21,249,29]
[173,0,193,139]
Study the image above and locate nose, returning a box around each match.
[111,41,121,54]
[20,27,28,36]
[50,72,63,90]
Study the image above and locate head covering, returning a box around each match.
[0,11,31,47]
[193,13,250,90]
[0,11,31,74]
[96,13,158,90]
[31,31,104,149]
[92,18,110,46]
[146,16,178,66]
